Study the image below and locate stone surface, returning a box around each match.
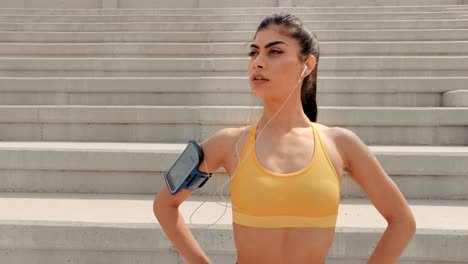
[0,193,467,262]
[0,2,467,263]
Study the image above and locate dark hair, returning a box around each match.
[252,12,319,122]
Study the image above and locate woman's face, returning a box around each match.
[248,26,305,101]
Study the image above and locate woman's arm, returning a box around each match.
[336,127,417,264]
[154,187,211,264]
[153,128,233,264]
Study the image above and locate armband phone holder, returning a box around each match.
[164,140,213,195]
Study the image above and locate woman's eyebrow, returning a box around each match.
[250,40,288,49]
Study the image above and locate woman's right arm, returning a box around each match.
[153,128,233,264]
[154,187,210,264]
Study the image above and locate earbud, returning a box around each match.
[301,65,308,77]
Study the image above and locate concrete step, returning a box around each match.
[1,19,467,32]
[0,192,466,263]
[0,142,467,199]
[443,89,468,107]
[0,77,467,107]
[2,29,467,43]
[0,0,466,9]
[0,56,467,77]
[0,5,466,15]
[275,0,468,7]
[1,12,467,23]
[0,106,466,144]
[1,41,467,57]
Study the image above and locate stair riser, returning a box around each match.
[1,42,467,57]
[2,30,467,42]
[0,12,466,23]
[0,249,180,264]
[0,92,443,107]
[0,5,465,15]
[1,20,467,31]
[1,249,467,264]
[0,148,466,198]
[0,0,465,9]
[0,77,463,92]
[0,223,466,262]
[443,90,468,107]
[0,57,466,78]
[0,124,467,144]
[3,171,467,200]
[3,71,468,77]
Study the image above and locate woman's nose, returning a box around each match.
[251,56,265,70]
[252,64,264,71]
[250,51,268,70]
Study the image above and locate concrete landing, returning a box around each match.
[0,192,467,263]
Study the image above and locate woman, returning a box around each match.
[154,13,416,264]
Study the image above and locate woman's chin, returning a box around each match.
[251,90,266,99]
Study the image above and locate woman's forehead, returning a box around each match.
[252,28,296,48]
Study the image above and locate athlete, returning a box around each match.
[154,12,416,264]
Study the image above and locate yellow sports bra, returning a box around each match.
[230,122,341,228]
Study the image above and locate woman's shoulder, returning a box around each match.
[312,122,354,176]
[209,125,253,145]
[312,121,343,140]
[199,125,253,164]
[312,121,353,142]
[312,121,366,173]
[201,125,252,172]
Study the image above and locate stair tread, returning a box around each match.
[0,141,467,153]
[0,192,467,233]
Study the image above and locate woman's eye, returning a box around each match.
[247,50,282,57]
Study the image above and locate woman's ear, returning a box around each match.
[305,54,317,73]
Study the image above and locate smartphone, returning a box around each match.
[164,140,211,195]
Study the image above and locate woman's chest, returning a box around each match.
[225,127,344,184]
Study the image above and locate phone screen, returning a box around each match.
[166,143,199,192]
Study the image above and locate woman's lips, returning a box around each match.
[252,79,269,85]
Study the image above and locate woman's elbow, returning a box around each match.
[391,211,417,234]
[153,190,171,218]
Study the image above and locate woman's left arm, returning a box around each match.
[336,127,417,264]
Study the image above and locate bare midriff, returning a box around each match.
[233,223,335,264]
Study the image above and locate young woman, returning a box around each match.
[154,13,416,264]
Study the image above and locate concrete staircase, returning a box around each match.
[0,1,467,263]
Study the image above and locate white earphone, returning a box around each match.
[302,64,308,77]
